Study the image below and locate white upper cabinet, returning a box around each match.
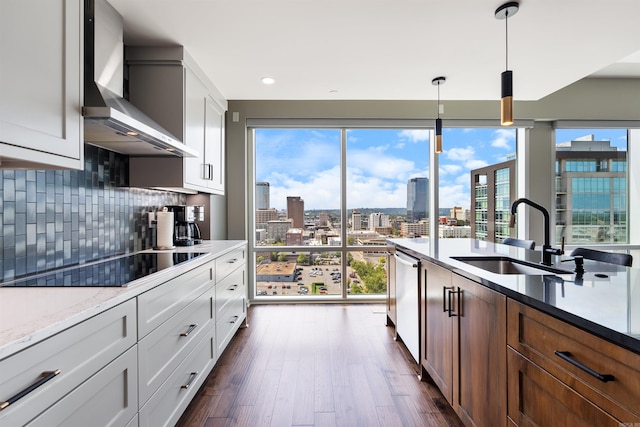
[127,47,227,194]
[0,0,83,169]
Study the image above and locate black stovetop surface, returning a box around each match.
[0,252,206,287]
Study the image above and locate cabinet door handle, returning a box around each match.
[448,289,461,317]
[180,324,198,337]
[0,370,61,411]
[180,371,199,389]
[229,315,239,324]
[447,287,462,317]
[209,164,214,181]
[443,286,454,313]
[554,351,614,383]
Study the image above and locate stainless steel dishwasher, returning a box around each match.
[394,250,420,364]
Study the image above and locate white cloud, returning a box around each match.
[465,159,489,170]
[440,164,462,175]
[439,184,470,209]
[446,146,476,162]
[399,129,429,142]
[491,128,515,149]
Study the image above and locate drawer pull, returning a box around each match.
[227,258,238,264]
[0,369,61,411]
[180,324,199,337]
[554,351,615,383]
[181,372,199,389]
[227,284,239,291]
[229,315,239,324]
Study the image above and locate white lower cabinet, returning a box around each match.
[0,299,137,426]
[27,346,138,427]
[139,332,216,427]
[138,285,216,405]
[0,243,248,427]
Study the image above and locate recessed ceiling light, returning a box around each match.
[261,77,275,85]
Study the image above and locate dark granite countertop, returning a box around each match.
[388,238,640,354]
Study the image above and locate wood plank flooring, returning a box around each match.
[176,304,464,427]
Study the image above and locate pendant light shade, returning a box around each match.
[495,2,519,126]
[435,117,443,154]
[432,76,446,154]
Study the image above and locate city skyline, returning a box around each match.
[255,127,626,212]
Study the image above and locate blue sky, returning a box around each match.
[255,127,626,211]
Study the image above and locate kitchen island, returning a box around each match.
[388,237,640,427]
[0,240,247,427]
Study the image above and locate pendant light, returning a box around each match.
[432,76,446,153]
[495,2,519,126]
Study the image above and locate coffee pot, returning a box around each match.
[166,205,204,246]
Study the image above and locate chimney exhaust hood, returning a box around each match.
[82,0,197,157]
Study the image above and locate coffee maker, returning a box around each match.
[166,205,204,246]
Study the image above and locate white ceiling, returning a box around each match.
[108,0,640,101]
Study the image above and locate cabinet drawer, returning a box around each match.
[138,260,214,338]
[138,285,215,405]
[507,299,640,422]
[215,247,246,282]
[507,347,622,427]
[215,267,246,317]
[216,296,246,355]
[0,299,136,427]
[27,345,138,427]
[139,332,216,427]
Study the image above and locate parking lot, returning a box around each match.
[256,264,358,296]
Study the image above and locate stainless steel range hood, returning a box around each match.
[83,0,197,157]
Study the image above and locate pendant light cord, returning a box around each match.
[505,10,509,70]
[436,83,441,119]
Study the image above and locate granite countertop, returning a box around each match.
[0,240,246,360]
[388,238,640,354]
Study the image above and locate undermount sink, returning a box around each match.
[451,256,572,275]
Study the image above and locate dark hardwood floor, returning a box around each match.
[176,304,464,427]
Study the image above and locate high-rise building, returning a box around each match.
[256,182,270,210]
[555,135,627,244]
[407,178,429,222]
[256,208,279,229]
[318,212,329,227]
[369,212,390,231]
[401,220,429,237]
[351,210,362,231]
[267,219,294,242]
[287,196,304,228]
[470,160,516,243]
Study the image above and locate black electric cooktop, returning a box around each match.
[0,252,206,288]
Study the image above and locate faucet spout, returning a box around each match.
[510,198,561,265]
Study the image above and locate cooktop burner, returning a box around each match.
[0,252,206,288]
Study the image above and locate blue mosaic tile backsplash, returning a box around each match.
[0,145,185,281]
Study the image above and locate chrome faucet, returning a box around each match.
[509,198,563,266]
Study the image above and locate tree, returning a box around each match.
[278,252,288,262]
[297,253,309,264]
[257,255,265,263]
[270,252,278,261]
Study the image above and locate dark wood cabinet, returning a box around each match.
[422,261,454,402]
[507,299,640,426]
[454,274,506,427]
[421,260,507,427]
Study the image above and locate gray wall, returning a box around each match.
[225,77,640,240]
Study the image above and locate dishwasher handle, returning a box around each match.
[395,252,419,268]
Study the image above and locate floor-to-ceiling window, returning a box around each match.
[439,128,517,241]
[250,125,430,299]
[554,129,628,245]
